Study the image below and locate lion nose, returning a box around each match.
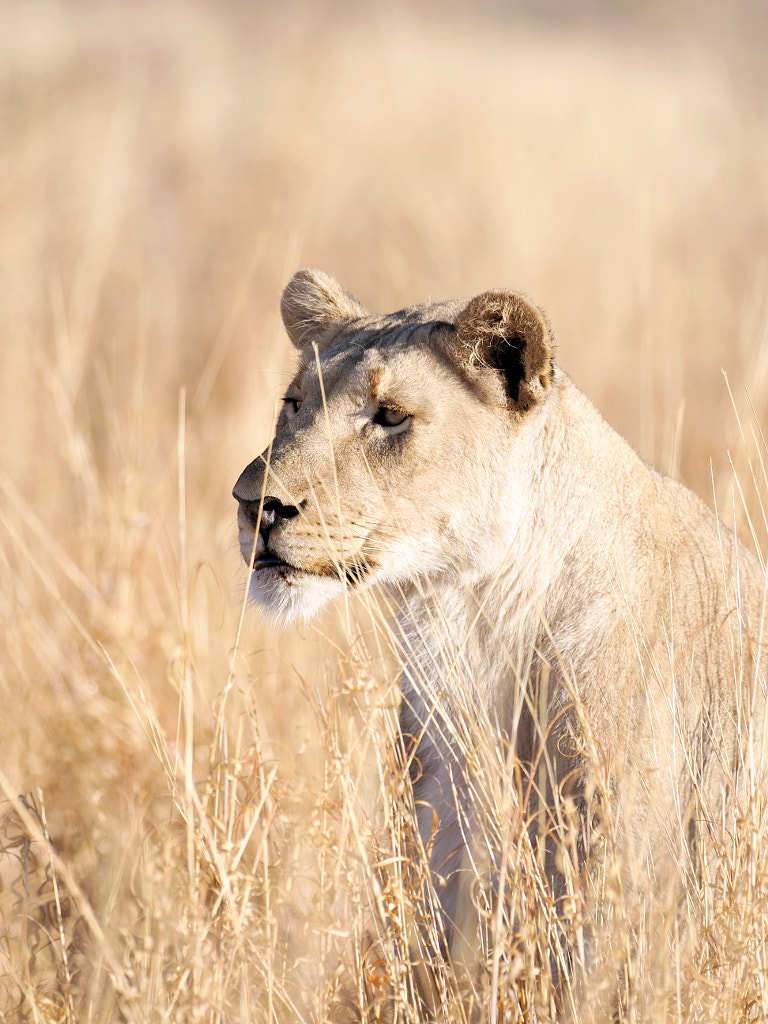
[260,497,301,533]
[236,495,301,535]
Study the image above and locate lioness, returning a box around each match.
[233,269,766,1003]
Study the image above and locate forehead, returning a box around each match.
[296,302,461,398]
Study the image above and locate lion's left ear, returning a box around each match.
[281,268,368,355]
[453,291,554,412]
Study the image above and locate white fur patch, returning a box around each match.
[247,564,344,625]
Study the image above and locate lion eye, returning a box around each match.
[373,406,410,429]
[283,396,302,420]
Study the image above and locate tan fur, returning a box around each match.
[233,269,767,993]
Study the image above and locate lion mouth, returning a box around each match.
[253,550,372,587]
[241,528,375,586]
[239,528,295,574]
[252,550,301,574]
[253,551,287,570]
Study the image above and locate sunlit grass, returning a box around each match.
[1,0,768,1020]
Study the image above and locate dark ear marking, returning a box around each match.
[498,334,526,404]
[454,291,554,411]
[429,320,457,336]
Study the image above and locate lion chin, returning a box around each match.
[247,565,344,626]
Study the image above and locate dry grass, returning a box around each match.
[1,0,768,1020]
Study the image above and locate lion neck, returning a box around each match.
[386,376,653,715]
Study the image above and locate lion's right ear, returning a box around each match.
[280,268,368,354]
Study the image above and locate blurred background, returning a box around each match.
[1,0,767,1018]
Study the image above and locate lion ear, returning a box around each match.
[280,268,368,354]
[453,290,554,412]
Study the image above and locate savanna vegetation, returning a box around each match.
[1,1,768,1020]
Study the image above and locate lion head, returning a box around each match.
[233,268,554,623]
